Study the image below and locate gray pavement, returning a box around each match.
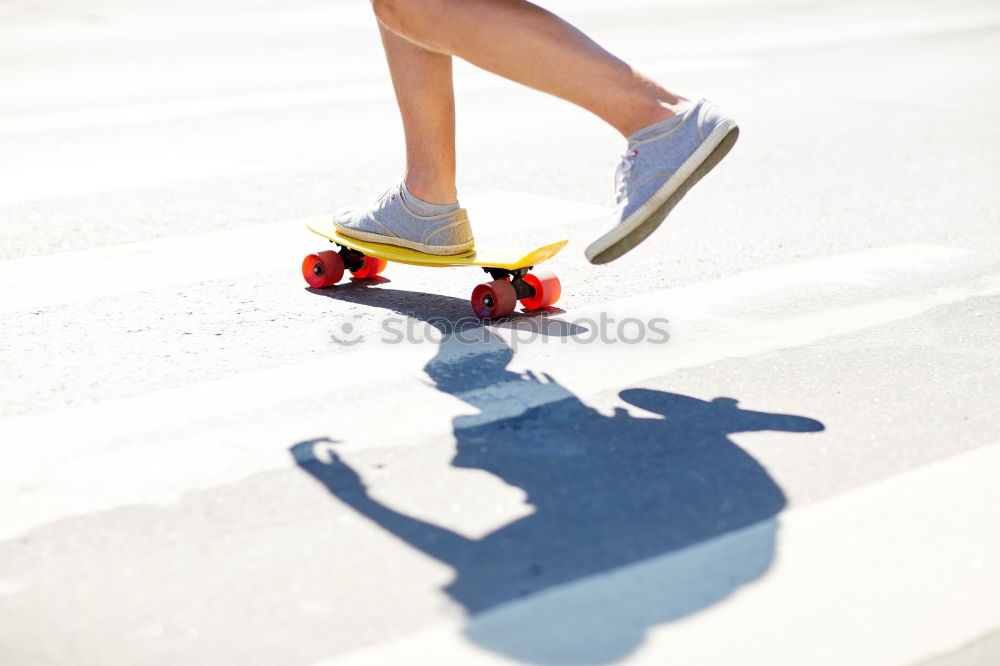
[2,0,1000,664]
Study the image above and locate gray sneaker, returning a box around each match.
[334,184,475,255]
[585,99,739,264]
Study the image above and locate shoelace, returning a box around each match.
[614,147,640,204]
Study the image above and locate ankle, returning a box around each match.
[403,174,458,206]
[617,96,691,138]
[400,182,461,217]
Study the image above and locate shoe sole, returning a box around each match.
[333,224,475,256]
[586,121,740,265]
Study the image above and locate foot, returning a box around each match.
[334,183,474,255]
[585,99,739,265]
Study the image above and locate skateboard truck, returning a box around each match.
[483,266,536,302]
[335,243,367,273]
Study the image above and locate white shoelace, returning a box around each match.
[614,148,639,204]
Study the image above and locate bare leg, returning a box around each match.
[371,0,686,137]
[378,25,458,204]
[330,20,472,256]
[348,0,736,263]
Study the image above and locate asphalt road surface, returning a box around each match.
[2,0,999,664]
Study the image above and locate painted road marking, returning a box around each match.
[2,244,997,540]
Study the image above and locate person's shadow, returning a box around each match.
[293,283,824,664]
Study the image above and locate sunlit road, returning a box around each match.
[2,0,1000,664]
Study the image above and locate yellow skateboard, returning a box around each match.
[302,218,567,319]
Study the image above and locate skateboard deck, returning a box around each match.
[305,219,567,269]
[302,218,567,319]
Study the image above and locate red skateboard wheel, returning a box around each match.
[520,270,561,311]
[471,279,517,319]
[302,250,345,288]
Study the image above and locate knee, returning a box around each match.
[371,0,445,36]
[371,0,404,31]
